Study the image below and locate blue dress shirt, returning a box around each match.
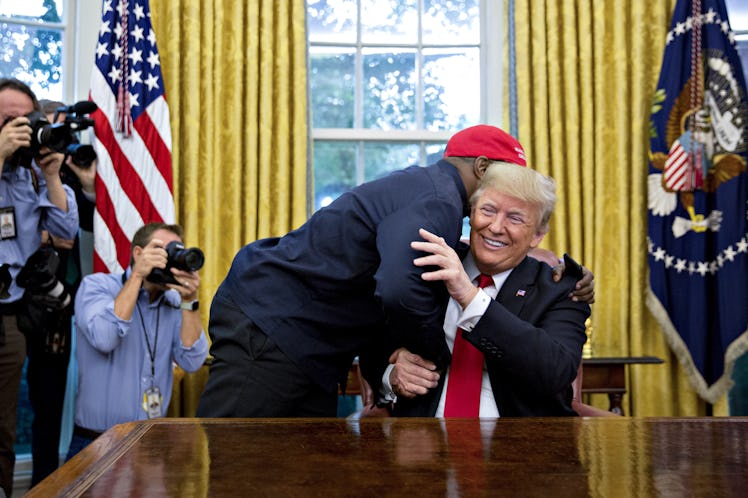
[73,270,208,431]
[0,162,79,303]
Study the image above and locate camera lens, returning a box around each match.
[164,241,204,272]
[180,248,205,271]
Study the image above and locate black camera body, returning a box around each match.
[147,241,205,286]
[16,246,71,310]
[9,101,97,169]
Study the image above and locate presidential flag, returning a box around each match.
[90,0,175,273]
[647,0,748,403]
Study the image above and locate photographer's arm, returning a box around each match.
[36,149,68,212]
[168,268,203,348]
[67,157,97,198]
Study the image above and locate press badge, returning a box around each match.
[143,387,163,419]
[0,207,17,240]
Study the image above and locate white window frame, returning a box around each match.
[310,1,503,145]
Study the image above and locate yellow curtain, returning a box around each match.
[150,0,309,415]
[508,0,726,416]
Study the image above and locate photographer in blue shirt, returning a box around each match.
[66,222,208,460]
[0,78,79,497]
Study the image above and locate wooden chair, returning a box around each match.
[571,363,620,417]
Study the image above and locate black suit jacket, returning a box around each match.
[383,255,591,417]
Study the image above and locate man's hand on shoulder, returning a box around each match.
[530,248,595,304]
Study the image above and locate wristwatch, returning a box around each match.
[180,300,199,311]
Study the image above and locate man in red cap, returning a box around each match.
[198,124,593,418]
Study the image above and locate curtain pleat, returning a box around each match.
[509,0,727,415]
[150,0,309,415]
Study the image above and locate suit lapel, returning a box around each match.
[496,257,537,317]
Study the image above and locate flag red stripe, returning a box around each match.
[133,111,173,190]
[92,108,165,224]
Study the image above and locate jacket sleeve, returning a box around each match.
[372,196,462,371]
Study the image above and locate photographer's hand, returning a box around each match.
[0,116,31,166]
[131,238,168,280]
[114,238,168,320]
[168,268,200,302]
[37,149,68,211]
[67,156,97,196]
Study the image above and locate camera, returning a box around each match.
[8,101,97,169]
[16,246,71,310]
[147,241,205,286]
[66,143,97,168]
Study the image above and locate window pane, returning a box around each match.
[423,47,479,131]
[0,0,63,21]
[363,49,416,130]
[363,142,420,181]
[0,22,63,99]
[423,0,479,45]
[361,0,417,44]
[307,0,356,43]
[310,48,355,128]
[425,142,446,164]
[313,141,357,209]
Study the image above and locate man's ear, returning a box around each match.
[529,231,546,249]
[473,156,491,179]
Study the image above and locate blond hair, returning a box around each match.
[470,162,556,233]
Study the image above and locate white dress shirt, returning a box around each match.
[383,253,513,417]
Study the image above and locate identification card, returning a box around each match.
[0,207,16,240]
[143,387,162,419]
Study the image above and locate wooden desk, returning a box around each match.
[582,356,664,415]
[29,417,748,497]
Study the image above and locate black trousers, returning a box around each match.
[24,308,71,486]
[197,290,336,418]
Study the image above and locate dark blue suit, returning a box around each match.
[387,256,591,417]
[198,161,469,417]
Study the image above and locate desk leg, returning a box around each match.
[608,394,624,415]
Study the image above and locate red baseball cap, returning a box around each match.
[444,125,526,166]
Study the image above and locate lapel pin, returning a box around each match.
[516,289,526,297]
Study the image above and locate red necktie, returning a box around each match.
[444,273,493,417]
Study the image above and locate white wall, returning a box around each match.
[67,0,102,102]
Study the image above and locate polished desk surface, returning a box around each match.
[30,417,747,497]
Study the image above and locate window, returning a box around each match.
[307,0,500,211]
[725,0,748,84]
[0,0,68,100]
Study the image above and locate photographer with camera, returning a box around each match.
[0,78,79,497]
[13,100,99,487]
[66,222,207,460]
[40,99,96,240]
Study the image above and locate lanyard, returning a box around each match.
[136,299,160,387]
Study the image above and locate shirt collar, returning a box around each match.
[462,252,514,290]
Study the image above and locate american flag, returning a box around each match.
[90,0,175,273]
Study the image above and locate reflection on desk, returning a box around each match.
[29,417,748,497]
